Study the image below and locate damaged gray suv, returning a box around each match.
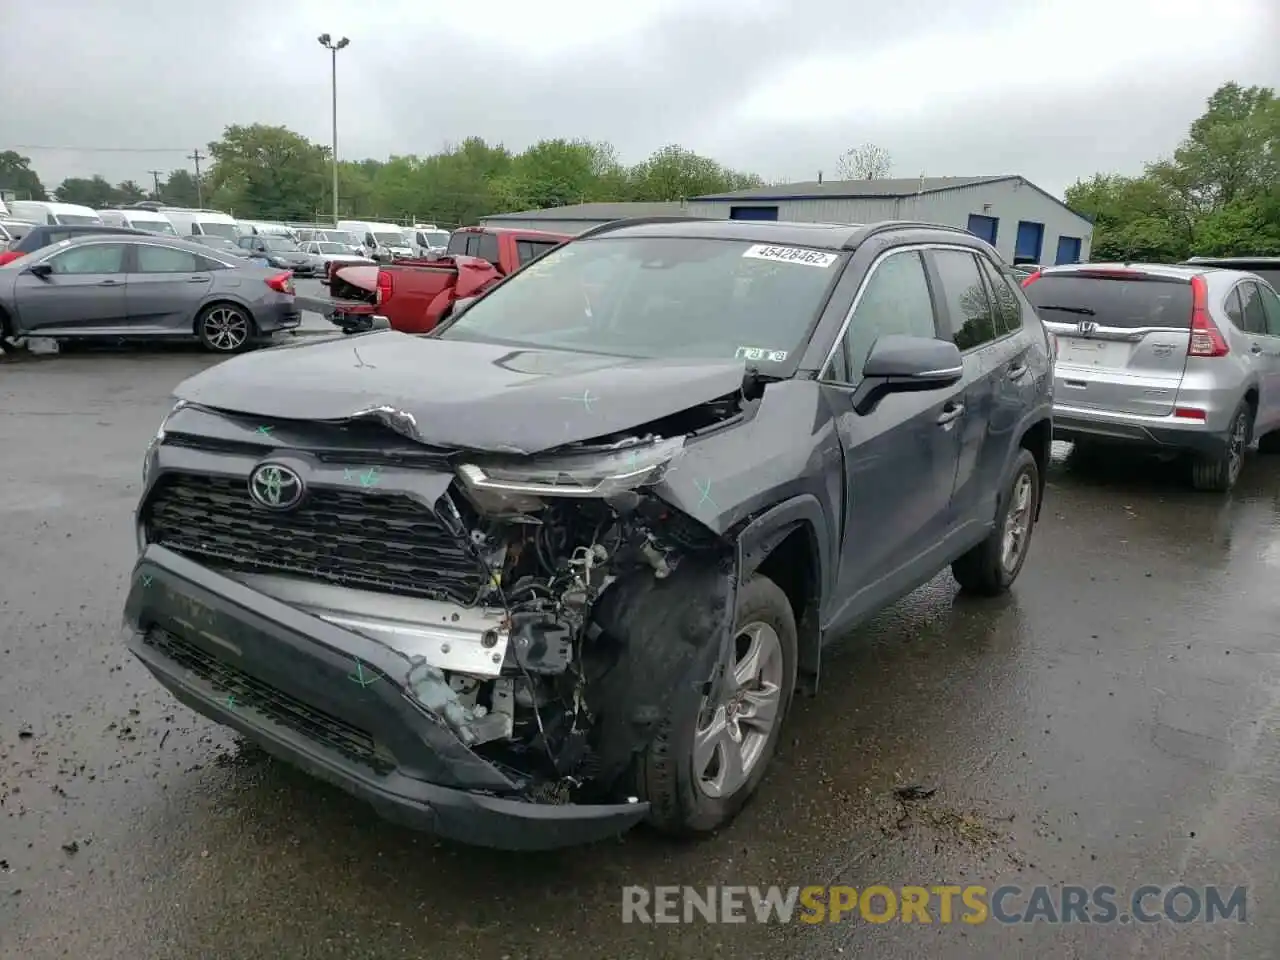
[123,217,1053,850]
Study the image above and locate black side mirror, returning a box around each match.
[850,335,964,415]
[26,262,53,279]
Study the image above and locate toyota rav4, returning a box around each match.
[123,217,1053,850]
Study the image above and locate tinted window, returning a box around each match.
[517,240,558,265]
[1024,273,1193,329]
[1257,283,1280,337]
[1250,268,1280,289]
[839,250,936,383]
[46,243,126,274]
[439,236,842,366]
[477,234,500,265]
[932,249,997,350]
[1225,287,1247,328]
[1239,282,1269,335]
[54,214,101,226]
[446,233,467,256]
[136,244,201,273]
[977,257,1022,336]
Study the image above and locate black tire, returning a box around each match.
[1256,431,1280,454]
[951,448,1040,596]
[635,575,797,836]
[1190,402,1250,492]
[196,303,255,354]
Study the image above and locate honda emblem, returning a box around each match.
[1077,320,1098,336]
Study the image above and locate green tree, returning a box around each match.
[207,123,328,220]
[115,180,148,204]
[54,175,119,207]
[160,169,202,207]
[628,144,763,201]
[0,151,48,201]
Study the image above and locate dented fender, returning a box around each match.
[582,552,738,786]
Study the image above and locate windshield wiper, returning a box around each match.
[1037,305,1096,316]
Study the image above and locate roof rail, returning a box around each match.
[842,219,978,250]
[573,215,711,241]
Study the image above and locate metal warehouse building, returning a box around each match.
[479,201,689,235]
[686,175,1093,265]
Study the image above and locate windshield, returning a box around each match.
[200,237,238,251]
[324,231,357,245]
[425,231,449,247]
[316,242,346,253]
[54,214,101,226]
[261,236,300,251]
[373,232,406,246]
[139,220,177,236]
[437,236,843,364]
[192,221,237,240]
[1024,273,1195,329]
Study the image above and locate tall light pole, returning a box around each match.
[317,33,349,224]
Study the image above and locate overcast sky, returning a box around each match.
[2,0,1277,200]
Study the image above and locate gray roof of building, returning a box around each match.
[481,201,688,222]
[690,176,1013,202]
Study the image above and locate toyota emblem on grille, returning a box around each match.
[248,463,304,510]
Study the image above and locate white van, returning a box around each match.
[98,208,179,236]
[337,220,414,261]
[8,201,103,226]
[162,208,242,240]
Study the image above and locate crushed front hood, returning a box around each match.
[172,330,748,454]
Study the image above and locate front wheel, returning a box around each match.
[635,575,797,836]
[952,448,1040,595]
[196,304,254,353]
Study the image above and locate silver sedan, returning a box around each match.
[0,234,301,353]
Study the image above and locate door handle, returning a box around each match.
[186,276,210,283]
[936,402,965,425]
[97,279,121,286]
[1007,362,1029,380]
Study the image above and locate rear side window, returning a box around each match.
[1024,273,1193,329]
[517,240,558,265]
[977,256,1022,336]
[477,234,500,265]
[1238,282,1269,335]
[1257,283,1280,337]
[932,249,998,350]
[447,232,469,256]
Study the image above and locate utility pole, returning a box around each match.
[317,33,350,224]
[147,170,163,200]
[188,149,205,208]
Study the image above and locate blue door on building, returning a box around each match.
[1055,235,1082,264]
[966,214,999,245]
[1014,221,1045,263]
[730,206,779,221]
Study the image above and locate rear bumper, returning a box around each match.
[255,299,302,334]
[1053,403,1230,456]
[123,545,649,850]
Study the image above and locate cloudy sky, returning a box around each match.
[2,0,1277,200]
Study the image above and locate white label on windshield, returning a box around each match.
[736,346,788,362]
[742,244,838,268]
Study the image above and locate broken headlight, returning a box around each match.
[142,400,188,484]
[457,437,685,507]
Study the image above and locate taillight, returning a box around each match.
[265,272,294,295]
[1187,274,1228,358]
[376,270,393,305]
[1021,270,1042,288]
[0,251,23,267]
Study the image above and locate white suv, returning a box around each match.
[1023,262,1280,491]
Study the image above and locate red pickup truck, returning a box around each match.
[326,226,568,334]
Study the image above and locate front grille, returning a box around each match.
[145,626,394,774]
[144,472,484,602]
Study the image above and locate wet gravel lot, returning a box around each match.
[2,349,1277,959]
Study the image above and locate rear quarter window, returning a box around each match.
[1024,274,1193,329]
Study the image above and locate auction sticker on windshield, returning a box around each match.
[736,346,788,362]
[742,245,838,268]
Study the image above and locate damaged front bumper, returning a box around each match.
[123,545,650,850]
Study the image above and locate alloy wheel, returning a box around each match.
[693,621,784,799]
[203,307,249,352]
[1001,471,1035,573]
